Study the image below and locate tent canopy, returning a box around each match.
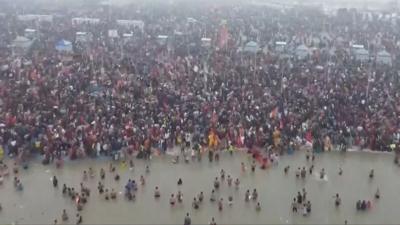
[13,36,32,48]
[377,50,390,57]
[243,41,260,53]
[56,40,73,52]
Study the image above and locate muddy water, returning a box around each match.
[0,150,399,225]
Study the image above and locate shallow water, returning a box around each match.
[0,150,399,225]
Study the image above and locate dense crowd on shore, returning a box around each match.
[0,1,399,166]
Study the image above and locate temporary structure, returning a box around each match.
[116,20,144,31]
[376,50,392,65]
[354,48,369,62]
[295,44,311,60]
[201,38,211,47]
[243,41,260,53]
[12,36,33,55]
[72,17,100,25]
[55,40,73,53]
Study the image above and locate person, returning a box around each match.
[361,200,366,210]
[208,150,213,163]
[251,161,256,172]
[301,167,306,179]
[89,167,95,178]
[114,173,120,181]
[140,175,145,185]
[82,171,88,181]
[369,169,374,179]
[145,165,150,173]
[228,195,233,206]
[184,213,191,225]
[306,201,311,213]
[62,209,68,221]
[297,192,302,205]
[62,184,67,195]
[109,163,116,172]
[177,178,183,185]
[306,150,310,161]
[320,168,325,179]
[76,213,82,225]
[170,194,176,206]
[245,190,250,202]
[227,175,232,186]
[335,193,341,207]
[214,177,220,189]
[104,189,109,200]
[110,189,117,199]
[154,187,160,198]
[302,203,308,216]
[356,200,361,210]
[241,162,246,172]
[53,176,58,187]
[210,189,216,202]
[218,198,223,211]
[192,197,199,209]
[309,165,314,175]
[214,152,219,162]
[339,168,343,176]
[177,191,183,203]
[220,169,225,180]
[198,192,204,202]
[234,178,240,189]
[15,179,23,191]
[129,160,134,171]
[209,217,217,225]
[98,182,104,194]
[302,188,307,201]
[252,189,258,201]
[296,167,300,178]
[256,202,261,211]
[284,166,289,174]
[100,168,105,180]
[375,188,380,199]
[292,198,298,213]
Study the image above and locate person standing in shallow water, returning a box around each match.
[184,212,191,225]
[52,176,58,187]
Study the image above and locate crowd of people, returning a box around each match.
[0,1,399,165]
[0,1,399,223]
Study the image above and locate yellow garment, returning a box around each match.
[273,130,281,147]
[0,146,3,161]
[208,132,218,148]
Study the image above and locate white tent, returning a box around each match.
[201,38,211,47]
[18,14,53,22]
[157,35,168,45]
[243,41,260,53]
[354,48,369,62]
[376,50,392,65]
[295,44,311,60]
[24,29,37,39]
[108,29,119,38]
[76,32,91,42]
[55,40,73,53]
[12,36,33,55]
[275,41,287,52]
[72,18,100,25]
[116,20,144,31]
